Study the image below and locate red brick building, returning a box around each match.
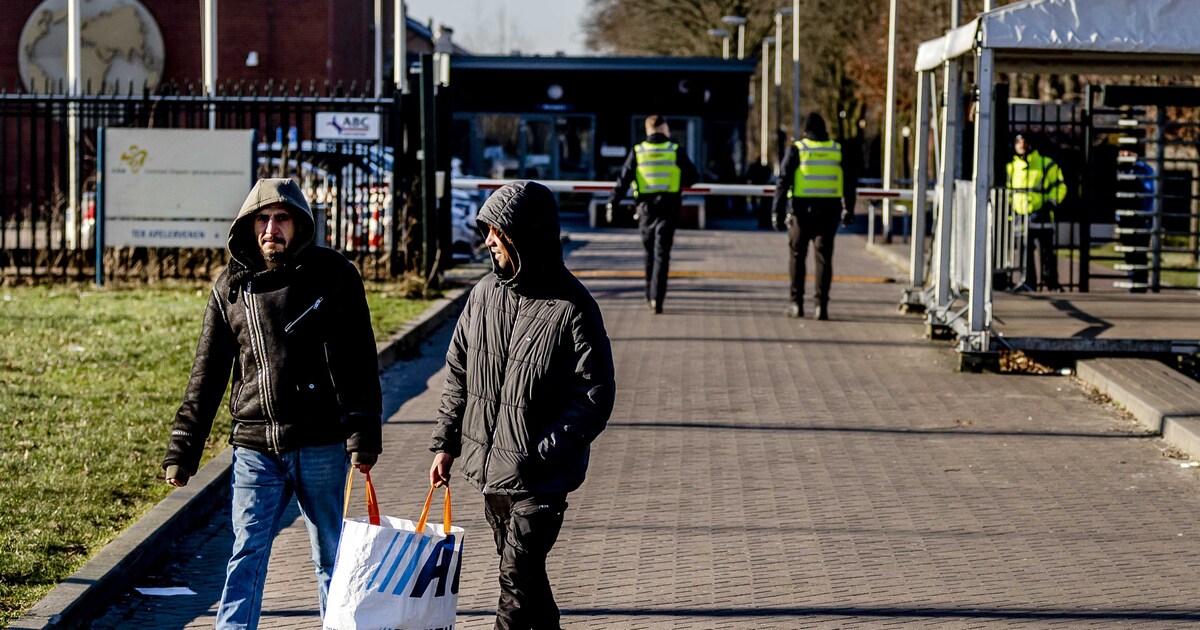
[1,0,457,92]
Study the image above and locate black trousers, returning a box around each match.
[787,198,841,307]
[1024,209,1059,290]
[638,200,680,305]
[483,493,569,630]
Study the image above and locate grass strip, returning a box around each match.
[0,281,432,626]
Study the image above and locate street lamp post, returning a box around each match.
[882,0,899,242]
[722,15,746,60]
[760,36,776,167]
[707,28,731,60]
[394,0,408,93]
[775,7,792,169]
[792,0,801,136]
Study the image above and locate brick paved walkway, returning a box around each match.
[96,222,1200,628]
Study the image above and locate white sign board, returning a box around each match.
[103,128,254,248]
[316,112,382,142]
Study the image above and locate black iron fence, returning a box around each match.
[1084,85,1200,293]
[993,85,1200,294]
[995,92,1087,292]
[0,80,426,283]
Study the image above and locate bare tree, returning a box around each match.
[583,0,877,167]
[581,0,1095,175]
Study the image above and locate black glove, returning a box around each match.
[841,209,855,227]
[165,464,191,487]
[772,216,786,232]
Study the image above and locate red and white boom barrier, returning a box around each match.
[450,178,914,201]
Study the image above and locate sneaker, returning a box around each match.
[649,299,662,314]
[815,305,828,321]
[786,303,802,318]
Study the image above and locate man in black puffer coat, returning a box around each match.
[429,181,615,630]
[162,178,381,628]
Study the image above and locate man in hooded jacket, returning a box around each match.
[429,180,616,629]
[772,112,857,320]
[162,178,382,629]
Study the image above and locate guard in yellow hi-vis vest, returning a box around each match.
[771,113,857,321]
[1007,133,1067,291]
[607,115,699,314]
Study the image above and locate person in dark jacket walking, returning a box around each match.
[772,113,857,320]
[429,180,616,630]
[607,115,699,314]
[162,178,382,629]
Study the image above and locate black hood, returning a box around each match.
[476,181,564,289]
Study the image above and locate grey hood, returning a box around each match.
[475,180,564,290]
[228,178,316,269]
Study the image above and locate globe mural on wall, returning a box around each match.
[18,0,165,94]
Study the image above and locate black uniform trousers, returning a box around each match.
[1023,207,1060,291]
[787,198,842,308]
[483,492,569,630]
[637,196,680,305]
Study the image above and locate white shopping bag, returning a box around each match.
[325,471,465,630]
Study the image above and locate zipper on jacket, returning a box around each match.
[481,292,521,491]
[284,297,323,334]
[244,281,279,452]
[323,343,343,406]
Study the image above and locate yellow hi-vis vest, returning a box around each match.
[790,138,843,198]
[633,141,682,196]
[1006,150,1066,218]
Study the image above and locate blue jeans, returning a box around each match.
[215,444,348,629]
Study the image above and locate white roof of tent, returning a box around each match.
[915,0,1200,73]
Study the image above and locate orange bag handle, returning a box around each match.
[414,484,452,535]
[342,468,381,526]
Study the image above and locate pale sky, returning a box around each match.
[404,0,592,56]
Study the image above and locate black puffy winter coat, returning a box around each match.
[163,178,382,479]
[430,181,615,495]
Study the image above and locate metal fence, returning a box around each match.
[1085,90,1200,292]
[0,81,409,283]
[996,100,1086,292]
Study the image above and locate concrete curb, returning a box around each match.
[12,282,476,630]
[1076,358,1200,459]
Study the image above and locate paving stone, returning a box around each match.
[95,225,1200,629]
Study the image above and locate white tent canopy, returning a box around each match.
[906,0,1200,355]
[915,0,1200,74]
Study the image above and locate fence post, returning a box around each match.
[387,89,402,277]
[95,127,105,286]
[434,54,453,279]
[418,54,438,284]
